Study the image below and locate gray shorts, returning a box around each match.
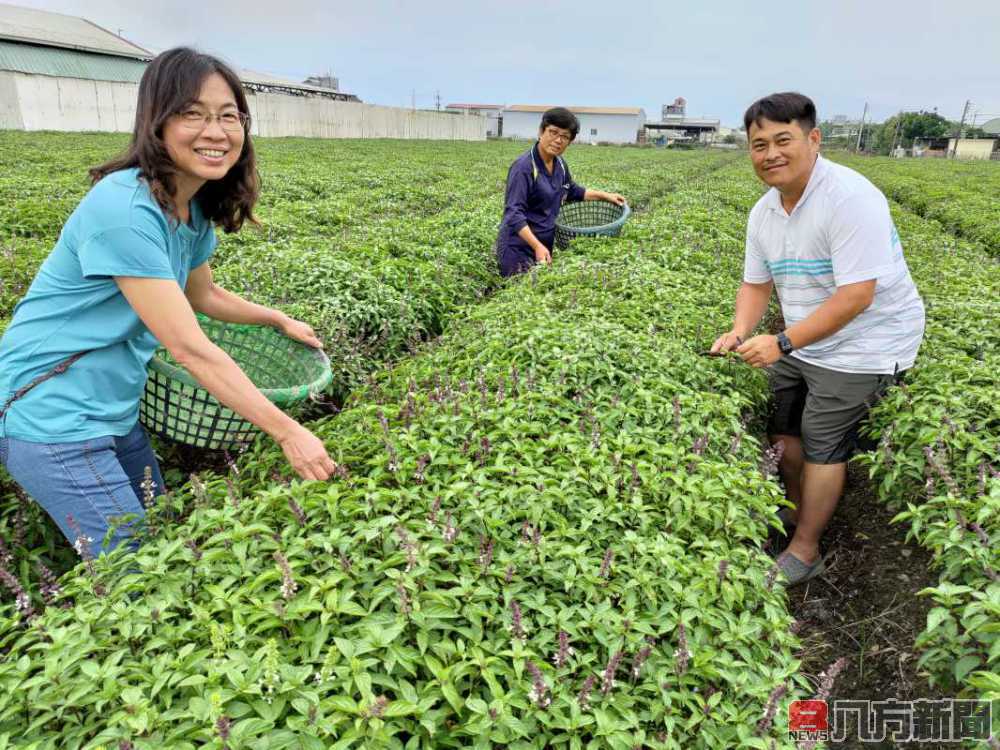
[766,355,901,464]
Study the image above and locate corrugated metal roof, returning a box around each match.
[0,39,363,99]
[0,38,146,81]
[506,104,645,116]
[982,118,1000,136]
[238,67,344,95]
[0,2,150,58]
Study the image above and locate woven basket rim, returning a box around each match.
[147,318,332,406]
[556,201,631,234]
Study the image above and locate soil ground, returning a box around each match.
[776,462,943,749]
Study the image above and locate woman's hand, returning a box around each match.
[276,315,323,348]
[117,277,336,479]
[277,423,339,480]
[602,192,626,206]
[534,245,553,265]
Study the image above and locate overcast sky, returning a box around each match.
[14,0,1000,127]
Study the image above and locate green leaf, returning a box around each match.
[954,655,982,683]
[326,695,359,715]
[440,682,463,714]
[926,606,952,632]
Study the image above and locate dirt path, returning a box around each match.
[782,462,940,749]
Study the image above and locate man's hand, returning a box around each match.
[710,330,744,354]
[736,335,782,368]
[534,246,552,265]
[277,315,323,348]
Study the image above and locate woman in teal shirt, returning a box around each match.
[0,48,337,555]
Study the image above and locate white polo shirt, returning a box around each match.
[744,155,925,374]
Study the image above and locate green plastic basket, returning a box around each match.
[555,200,630,250]
[139,316,332,450]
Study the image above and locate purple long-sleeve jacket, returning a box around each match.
[497,143,586,277]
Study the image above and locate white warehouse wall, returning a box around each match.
[950,138,996,160]
[0,72,136,131]
[0,72,487,141]
[502,110,644,144]
[245,92,486,140]
[0,73,22,129]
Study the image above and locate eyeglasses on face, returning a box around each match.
[543,127,573,143]
[176,108,250,132]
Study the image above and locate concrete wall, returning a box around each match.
[0,72,487,140]
[0,71,136,131]
[245,91,485,140]
[0,72,22,129]
[502,110,644,144]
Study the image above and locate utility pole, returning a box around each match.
[889,112,903,156]
[411,89,416,111]
[855,102,869,153]
[435,90,441,111]
[949,99,972,158]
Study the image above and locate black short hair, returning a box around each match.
[540,107,579,140]
[743,92,817,134]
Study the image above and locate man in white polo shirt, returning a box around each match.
[711,92,925,586]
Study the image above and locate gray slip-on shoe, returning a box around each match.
[776,550,826,587]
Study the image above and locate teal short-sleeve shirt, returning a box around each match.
[0,168,217,442]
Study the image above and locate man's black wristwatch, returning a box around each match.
[776,331,794,356]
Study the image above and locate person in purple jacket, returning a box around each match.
[497,107,626,277]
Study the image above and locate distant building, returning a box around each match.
[236,67,359,102]
[445,103,503,137]
[912,137,950,157]
[0,2,483,139]
[947,138,999,161]
[824,118,860,140]
[662,97,686,119]
[303,73,339,91]
[0,1,152,131]
[644,97,720,144]
[715,125,747,144]
[502,104,646,144]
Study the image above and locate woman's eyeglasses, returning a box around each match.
[176,109,250,132]
[543,127,572,143]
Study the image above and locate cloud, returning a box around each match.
[13,0,1000,124]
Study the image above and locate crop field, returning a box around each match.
[833,154,1000,258]
[0,133,997,748]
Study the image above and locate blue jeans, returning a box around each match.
[0,422,164,555]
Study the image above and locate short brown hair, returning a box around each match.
[90,47,259,233]
[743,92,817,134]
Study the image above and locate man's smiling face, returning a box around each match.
[747,117,821,192]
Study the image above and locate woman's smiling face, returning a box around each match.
[162,72,245,192]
